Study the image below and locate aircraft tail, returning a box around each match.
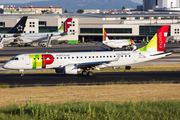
[102,28,109,42]
[138,25,169,52]
[55,18,73,33]
[8,16,28,33]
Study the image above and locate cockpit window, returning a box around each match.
[10,57,19,60]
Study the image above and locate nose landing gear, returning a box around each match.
[19,69,24,76]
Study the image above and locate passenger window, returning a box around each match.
[34,58,36,60]
[125,55,127,57]
[107,56,109,58]
[64,57,66,59]
[77,57,78,59]
[89,56,91,58]
[121,55,123,57]
[103,56,105,58]
[96,56,98,58]
[81,56,83,58]
[85,56,87,58]
[68,57,70,59]
[57,57,58,59]
[92,56,94,58]
[72,57,74,59]
[100,56,102,58]
[60,57,62,59]
[15,58,19,60]
[110,56,112,58]
[114,55,116,57]
[129,55,131,57]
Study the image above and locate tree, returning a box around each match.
[64,9,68,13]
[41,10,49,14]
[77,9,84,13]
[122,6,125,10]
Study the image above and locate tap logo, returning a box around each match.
[29,54,54,69]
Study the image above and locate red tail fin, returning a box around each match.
[102,28,109,41]
[64,18,73,32]
[157,25,169,51]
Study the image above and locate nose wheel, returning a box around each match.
[19,69,24,76]
[82,70,93,76]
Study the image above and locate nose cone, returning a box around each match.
[2,62,9,69]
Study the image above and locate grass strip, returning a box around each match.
[0,98,179,120]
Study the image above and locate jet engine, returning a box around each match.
[63,64,81,75]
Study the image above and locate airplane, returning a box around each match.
[2,25,171,76]
[0,16,28,49]
[100,28,137,51]
[16,18,73,47]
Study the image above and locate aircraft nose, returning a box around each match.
[2,62,9,69]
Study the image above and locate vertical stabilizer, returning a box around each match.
[55,18,73,33]
[138,25,169,52]
[102,28,109,42]
[8,16,27,33]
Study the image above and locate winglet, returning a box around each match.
[102,28,109,42]
[56,18,73,33]
[138,25,169,52]
[110,54,121,62]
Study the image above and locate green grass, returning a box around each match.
[0,98,179,120]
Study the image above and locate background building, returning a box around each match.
[143,0,180,12]
[1,12,180,44]
[4,6,62,14]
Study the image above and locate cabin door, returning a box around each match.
[25,55,30,65]
[133,51,138,62]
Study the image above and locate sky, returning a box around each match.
[1,0,143,4]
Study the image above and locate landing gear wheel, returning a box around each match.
[88,71,93,76]
[19,69,24,77]
[82,71,87,76]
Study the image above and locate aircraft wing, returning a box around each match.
[76,54,121,69]
[77,61,110,69]
[15,37,33,43]
[51,32,77,41]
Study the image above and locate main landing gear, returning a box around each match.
[82,70,93,76]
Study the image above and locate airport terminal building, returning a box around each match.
[1,12,180,44]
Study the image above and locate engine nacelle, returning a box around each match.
[63,64,80,75]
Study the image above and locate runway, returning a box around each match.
[0,43,180,86]
[0,71,180,87]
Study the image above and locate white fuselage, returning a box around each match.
[19,32,62,43]
[3,51,167,70]
[103,40,131,48]
[0,34,16,44]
